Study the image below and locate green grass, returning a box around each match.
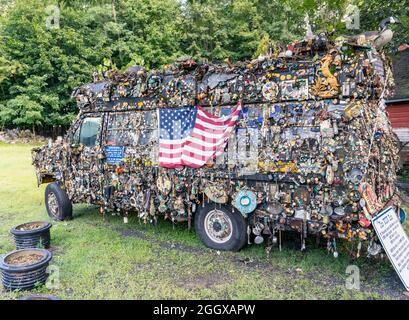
[0,142,407,300]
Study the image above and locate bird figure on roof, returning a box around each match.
[347,17,402,49]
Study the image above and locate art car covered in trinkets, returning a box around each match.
[32,31,403,255]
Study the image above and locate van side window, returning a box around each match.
[79,117,101,147]
[106,111,157,146]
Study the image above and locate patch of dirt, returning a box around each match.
[176,272,233,291]
[360,272,409,300]
[120,229,149,240]
[5,252,43,266]
[231,256,270,269]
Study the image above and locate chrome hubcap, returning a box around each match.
[47,192,59,217]
[204,209,233,244]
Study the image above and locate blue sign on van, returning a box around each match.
[105,146,124,165]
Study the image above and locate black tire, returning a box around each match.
[45,182,73,221]
[10,222,52,249]
[194,204,247,251]
[0,249,52,291]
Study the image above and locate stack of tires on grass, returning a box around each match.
[0,221,53,292]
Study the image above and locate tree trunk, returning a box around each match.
[32,124,36,137]
[112,1,117,23]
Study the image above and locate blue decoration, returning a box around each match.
[269,105,282,121]
[399,207,407,224]
[234,190,257,217]
[105,146,125,165]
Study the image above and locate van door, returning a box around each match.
[67,114,105,204]
[101,111,158,216]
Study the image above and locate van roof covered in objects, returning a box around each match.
[71,35,395,113]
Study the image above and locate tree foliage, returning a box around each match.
[0,0,407,132]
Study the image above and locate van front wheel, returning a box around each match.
[45,182,73,221]
[194,204,247,251]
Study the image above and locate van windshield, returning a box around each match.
[79,117,101,147]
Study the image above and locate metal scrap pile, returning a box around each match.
[33,35,402,255]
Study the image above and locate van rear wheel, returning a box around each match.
[45,182,73,221]
[194,204,247,251]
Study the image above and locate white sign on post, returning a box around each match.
[372,207,409,291]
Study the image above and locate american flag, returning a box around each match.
[159,102,242,168]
